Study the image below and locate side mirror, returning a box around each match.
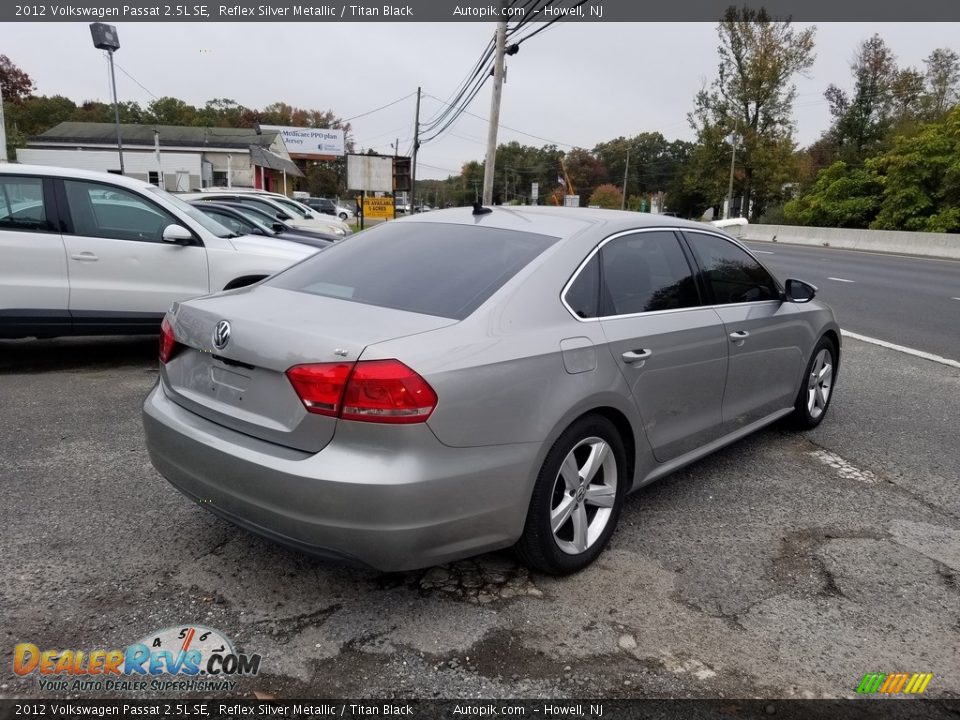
[278,212,292,221]
[162,224,193,245]
[272,222,286,233]
[784,278,817,303]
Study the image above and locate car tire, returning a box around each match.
[516,414,627,575]
[339,212,348,220]
[788,336,838,430]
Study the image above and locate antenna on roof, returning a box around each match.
[472,203,492,216]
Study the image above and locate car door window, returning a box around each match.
[598,231,700,316]
[0,176,51,232]
[205,210,247,235]
[686,232,779,304]
[63,180,176,243]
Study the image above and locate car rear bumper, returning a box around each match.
[142,383,540,571]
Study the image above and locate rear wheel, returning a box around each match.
[789,336,837,429]
[516,415,627,574]
[338,212,349,221]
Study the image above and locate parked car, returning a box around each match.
[305,197,354,221]
[190,201,339,251]
[182,192,350,236]
[0,165,317,339]
[143,207,840,574]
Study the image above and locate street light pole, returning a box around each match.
[0,82,8,163]
[107,49,125,174]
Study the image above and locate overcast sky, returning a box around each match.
[5,22,960,178]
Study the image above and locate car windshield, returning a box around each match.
[230,206,278,235]
[145,186,236,238]
[272,197,309,217]
[269,221,559,320]
[230,202,287,228]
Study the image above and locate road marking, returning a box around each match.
[841,330,960,369]
[752,249,775,254]
[827,277,855,283]
[808,449,878,484]
[952,297,960,301]
[741,241,960,264]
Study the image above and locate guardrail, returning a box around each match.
[725,223,960,260]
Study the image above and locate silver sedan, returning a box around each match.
[143,207,840,574]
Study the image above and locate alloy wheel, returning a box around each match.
[550,437,618,555]
[807,348,833,419]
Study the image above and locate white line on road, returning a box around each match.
[953,297,960,301]
[841,330,960,369]
[752,249,775,254]
[828,277,856,283]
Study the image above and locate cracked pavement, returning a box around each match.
[1,335,958,700]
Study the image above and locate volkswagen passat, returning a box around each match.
[143,207,840,574]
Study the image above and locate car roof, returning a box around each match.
[0,163,157,192]
[396,205,720,240]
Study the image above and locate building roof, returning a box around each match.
[249,145,304,177]
[29,122,280,150]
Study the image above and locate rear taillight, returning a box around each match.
[159,317,181,364]
[285,363,353,418]
[286,359,437,424]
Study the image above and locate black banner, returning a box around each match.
[1,700,959,720]
[4,0,960,22]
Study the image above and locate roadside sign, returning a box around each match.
[363,196,395,219]
[347,154,393,192]
[563,194,579,208]
[531,182,539,201]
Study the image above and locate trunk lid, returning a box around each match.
[162,285,456,452]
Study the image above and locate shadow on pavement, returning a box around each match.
[0,335,158,373]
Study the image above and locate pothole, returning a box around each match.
[418,556,542,604]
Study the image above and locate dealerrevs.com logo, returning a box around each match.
[13,625,261,693]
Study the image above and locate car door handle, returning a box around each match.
[622,349,652,363]
[70,252,99,262]
[729,330,750,343]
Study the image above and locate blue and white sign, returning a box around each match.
[261,125,345,158]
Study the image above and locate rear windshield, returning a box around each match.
[269,221,559,320]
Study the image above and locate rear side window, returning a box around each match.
[63,180,177,243]
[0,176,51,232]
[685,232,779,304]
[565,255,600,319]
[598,231,700,316]
[271,222,559,320]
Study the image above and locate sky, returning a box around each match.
[4,22,960,179]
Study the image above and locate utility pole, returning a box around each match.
[726,121,738,219]
[620,147,630,210]
[410,86,421,213]
[0,82,8,162]
[482,8,508,205]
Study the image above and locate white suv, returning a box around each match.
[0,165,317,339]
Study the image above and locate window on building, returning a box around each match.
[212,171,228,186]
[148,171,160,187]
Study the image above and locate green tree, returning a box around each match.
[688,7,816,221]
[824,34,898,160]
[869,107,960,232]
[924,48,960,118]
[783,161,882,227]
[588,183,623,209]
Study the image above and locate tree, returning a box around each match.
[688,8,816,221]
[588,184,623,209]
[869,107,960,232]
[0,55,34,102]
[824,34,898,160]
[924,48,960,117]
[783,161,882,227]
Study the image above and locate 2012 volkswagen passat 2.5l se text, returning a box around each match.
[143,206,840,574]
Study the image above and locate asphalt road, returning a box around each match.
[2,334,959,703]
[742,241,960,360]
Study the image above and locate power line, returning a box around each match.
[111,59,158,100]
[342,92,416,123]
[512,0,592,46]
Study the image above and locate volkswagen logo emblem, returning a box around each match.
[212,320,231,350]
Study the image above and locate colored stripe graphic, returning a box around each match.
[857,673,886,694]
[857,672,932,694]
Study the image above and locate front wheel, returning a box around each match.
[789,336,837,429]
[516,415,627,574]
[339,212,348,220]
